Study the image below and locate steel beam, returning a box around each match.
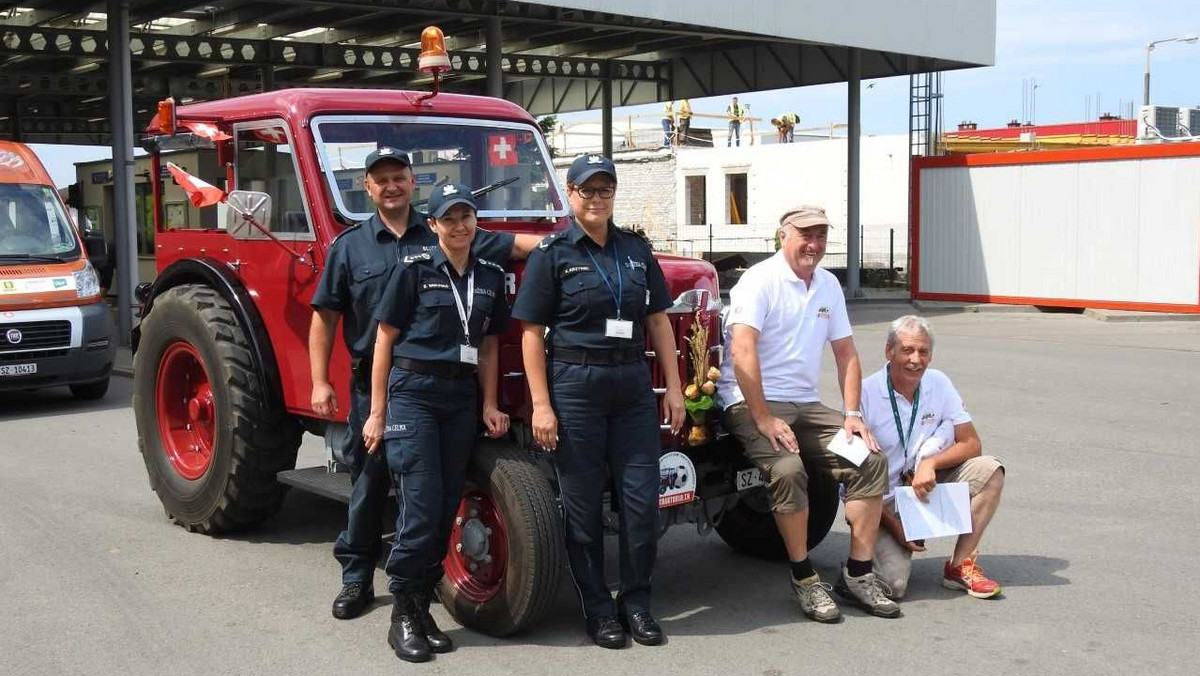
[108,0,138,345]
[486,16,502,98]
[846,49,862,298]
[601,62,612,158]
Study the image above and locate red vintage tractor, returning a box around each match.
[132,68,838,637]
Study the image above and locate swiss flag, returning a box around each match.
[167,162,225,208]
[487,133,518,166]
[180,120,231,142]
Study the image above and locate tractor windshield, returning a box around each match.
[312,115,567,221]
[0,183,81,262]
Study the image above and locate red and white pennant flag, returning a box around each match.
[166,162,225,208]
[180,120,232,142]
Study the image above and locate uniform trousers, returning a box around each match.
[333,375,393,585]
[382,368,478,594]
[549,359,660,620]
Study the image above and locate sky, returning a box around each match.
[29,0,1200,188]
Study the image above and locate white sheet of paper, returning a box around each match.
[826,429,870,467]
[894,482,973,541]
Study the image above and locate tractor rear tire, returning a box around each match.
[133,284,300,534]
[439,442,564,637]
[715,467,840,560]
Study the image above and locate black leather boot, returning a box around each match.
[388,594,432,663]
[413,589,453,653]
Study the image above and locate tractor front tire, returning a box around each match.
[133,284,300,534]
[715,467,840,560]
[438,442,564,637]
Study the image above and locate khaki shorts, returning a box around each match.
[873,455,1005,598]
[722,401,888,514]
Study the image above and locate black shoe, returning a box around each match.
[620,611,664,646]
[331,582,373,620]
[413,590,453,653]
[388,595,432,663]
[586,615,628,649]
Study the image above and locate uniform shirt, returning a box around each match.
[780,112,799,126]
[678,100,692,119]
[662,101,674,120]
[374,246,510,364]
[310,209,514,358]
[861,366,971,499]
[716,252,851,408]
[727,103,743,121]
[512,218,672,351]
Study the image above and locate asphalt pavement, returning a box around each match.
[2,304,1197,676]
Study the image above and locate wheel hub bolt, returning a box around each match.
[455,543,463,553]
[468,562,478,572]
[455,516,464,526]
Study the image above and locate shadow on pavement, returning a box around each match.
[898,553,1071,602]
[0,377,132,420]
[216,488,350,547]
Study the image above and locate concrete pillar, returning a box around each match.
[846,49,862,298]
[108,0,138,344]
[601,64,613,158]
[486,17,503,99]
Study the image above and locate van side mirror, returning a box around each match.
[224,190,272,240]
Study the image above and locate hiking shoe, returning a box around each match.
[943,557,1002,598]
[834,567,901,618]
[790,574,842,623]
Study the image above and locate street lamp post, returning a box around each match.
[1144,35,1199,106]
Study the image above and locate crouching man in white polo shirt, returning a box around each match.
[861,315,1005,599]
[718,205,899,623]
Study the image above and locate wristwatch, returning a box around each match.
[843,410,863,419]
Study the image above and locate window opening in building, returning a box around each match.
[726,172,748,225]
[685,175,706,226]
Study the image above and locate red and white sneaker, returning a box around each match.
[943,557,1001,598]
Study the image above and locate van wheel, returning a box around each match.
[70,378,109,400]
[133,284,300,534]
[439,442,564,637]
[715,469,839,560]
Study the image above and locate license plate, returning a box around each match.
[0,363,37,377]
[735,467,765,491]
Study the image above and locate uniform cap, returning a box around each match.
[566,153,617,185]
[426,182,478,218]
[364,146,412,173]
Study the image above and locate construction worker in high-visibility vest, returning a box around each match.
[772,112,801,143]
[676,99,692,146]
[661,101,675,147]
[727,97,744,147]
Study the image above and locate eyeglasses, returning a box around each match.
[574,185,616,199]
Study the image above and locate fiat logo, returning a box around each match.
[5,329,21,345]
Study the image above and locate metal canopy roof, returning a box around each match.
[1,0,993,144]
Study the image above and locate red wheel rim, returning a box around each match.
[155,341,216,481]
[444,486,510,603]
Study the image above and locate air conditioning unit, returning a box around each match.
[1138,105,1180,140]
[1179,107,1200,137]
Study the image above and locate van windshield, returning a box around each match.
[0,184,80,261]
[312,115,567,222]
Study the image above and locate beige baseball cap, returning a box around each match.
[779,205,831,230]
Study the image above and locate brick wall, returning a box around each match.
[554,148,677,243]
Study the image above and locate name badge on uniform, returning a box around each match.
[460,345,479,365]
[606,318,634,339]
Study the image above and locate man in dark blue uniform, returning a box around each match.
[309,148,536,620]
[512,154,686,649]
[363,184,511,662]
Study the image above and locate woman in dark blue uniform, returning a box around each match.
[512,154,686,649]
[362,183,510,663]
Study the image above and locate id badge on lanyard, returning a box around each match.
[586,238,634,340]
[444,264,478,365]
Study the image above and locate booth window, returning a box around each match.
[685,175,706,226]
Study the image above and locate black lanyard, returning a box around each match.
[583,237,623,319]
[886,366,921,460]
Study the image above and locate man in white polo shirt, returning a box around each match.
[860,315,1005,599]
[718,205,899,623]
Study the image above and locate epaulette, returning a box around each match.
[329,222,362,246]
[477,258,505,272]
[538,231,567,250]
[402,252,433,264]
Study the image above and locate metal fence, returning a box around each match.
[646,223,910,272]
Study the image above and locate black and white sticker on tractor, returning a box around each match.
[658,451,697,509]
